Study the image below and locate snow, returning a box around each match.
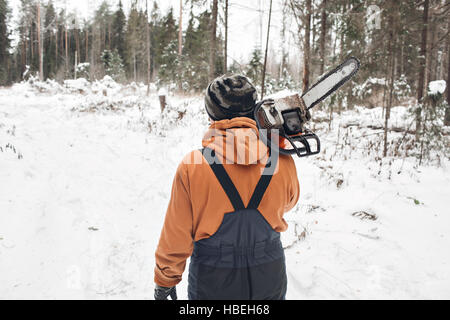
[1,79,450,299]
[428,80,446,96]
[157,87,168,97]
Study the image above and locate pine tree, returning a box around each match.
[43,1,57,79]
[155,7,178,68]
[112,0,126,61]
[101,49,125,82]
[154,7,178,83]
[182,9,214,90]
[246,48,263,85]
[16,0,35,78]
[149,1,161,79]
[91,1,112,79]
[126,2,147,81]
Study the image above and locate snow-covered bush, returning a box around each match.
[412,80,449,164]
[101,50,126,83]
[75,63,90,79]
[64,78,90,94]
[26,75,63,94]
[352,75,411,108]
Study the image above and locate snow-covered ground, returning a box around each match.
[1,78,449,299]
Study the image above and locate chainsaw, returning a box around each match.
[254,57,360,157]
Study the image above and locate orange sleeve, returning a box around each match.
[285,156,300,212]
[154,162,194,287]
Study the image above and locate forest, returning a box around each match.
[1,0,450,300]
[0,0,449,162]
[0,1,447,93]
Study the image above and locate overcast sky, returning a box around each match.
[8,0,294,66]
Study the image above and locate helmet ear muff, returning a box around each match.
[205,75,258,121]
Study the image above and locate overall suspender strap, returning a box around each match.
[202,148,245,211]
[246,150,278,210]
[202,148,277,211]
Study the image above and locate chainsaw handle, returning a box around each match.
[280,132,321,157]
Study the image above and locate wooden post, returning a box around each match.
[158,90,167,113]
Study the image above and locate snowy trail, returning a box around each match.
[1,82,450,299]
[0,89,174,298]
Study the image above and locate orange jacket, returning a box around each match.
[154,117,300,287]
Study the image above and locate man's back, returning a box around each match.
[155,117,299,297]
[179,118,299,241]
[154,75,299,300]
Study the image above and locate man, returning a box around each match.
[154,75,300,300]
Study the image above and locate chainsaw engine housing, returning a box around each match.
[254,95,320,158]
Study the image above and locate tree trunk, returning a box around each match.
[416,0,429,137]
[445,20,450,126]
[319,0,327,76]
[146,0,151,95]
[384,4,396,157]
[36,1,43,81]
[108,23,111,49]
[337,3,345,115]
[302,0,311,92]
[209,0,218,81]
[90,23,96,80]
[133,51,136,82]
[432,22,439,82]
[30,24,34,62]
[60,26,64,63]
[178,0,183,56]
[224,0,228,74]
[55,16,58,69]
[261,0,273,99]
[21,37,26,74]
[400,34,404,76]
[85,28,88,63]
[74,50,77,79]
[75,29,80,63]
[332,17,337,58]
[65,26,69,75]
[425,18,436,92]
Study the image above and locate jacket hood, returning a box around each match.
[202,117,268,165]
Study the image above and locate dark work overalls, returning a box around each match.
[188,148,287,300]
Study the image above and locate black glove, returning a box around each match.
[154,284,177,300]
